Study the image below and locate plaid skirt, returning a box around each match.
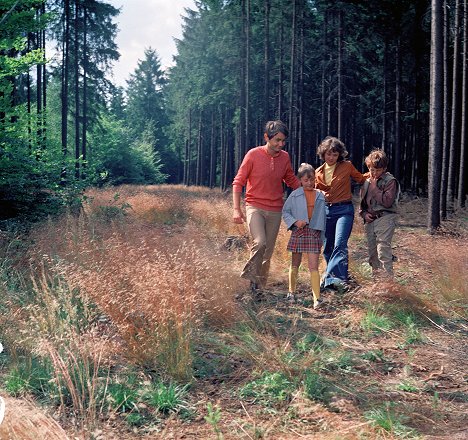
[287,227,322,253]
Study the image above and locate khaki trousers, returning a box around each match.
[365,213,397,276]
[241,206,282,287]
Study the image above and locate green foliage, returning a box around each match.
[396,381,420,393]
[361,307,394,334]
[302,370,333,404]
[205,402,223,440]
[4,357,57,402]
[89,115,167,185]
[296,332,338,353]
[107,382,139,413]
[364,402,418,438]
[361,349,386,362]
[144,381,189,414]
[239,372,295,406]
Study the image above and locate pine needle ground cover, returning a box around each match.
[0,186,466,439]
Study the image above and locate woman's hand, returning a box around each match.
[294,220,308,228]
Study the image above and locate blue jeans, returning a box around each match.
[322,203,354,287]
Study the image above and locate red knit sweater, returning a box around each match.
[232,146,300,212]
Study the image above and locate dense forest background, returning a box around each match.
[0,0,467,226]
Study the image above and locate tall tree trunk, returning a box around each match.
[394,36,402,180]
[36,6,43,151]
[440,0,451,219]
[61,0,70,160]
[382,39,388,150]
[263,0,270,122]
[196,112,202,185]
[209,111,216,188]
[297,4,304,166]
[41,1,46,148]
[277,22,284,120]
[82,5,88,177]
[428,0,444,233]
[448,0,462,206]
[289,0,297,166]
[337,8,343,140]
[74,0,80,179]
[458,0,467,207]
[320,9,328,139]
[245,0,250,149]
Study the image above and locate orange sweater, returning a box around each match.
[232,146,300,212]
[315,161,366,203]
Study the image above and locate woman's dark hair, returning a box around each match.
[316,136,348,161]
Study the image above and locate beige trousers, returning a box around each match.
[365,213,397,276]
[241,205,282,287]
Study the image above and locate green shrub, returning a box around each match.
[240,372,295,406]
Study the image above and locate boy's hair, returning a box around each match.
[365,149,389,169]
[297,163,315,179]
[316,136,348,161]
[264,120,289,139]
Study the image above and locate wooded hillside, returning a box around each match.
[0,0,466,229]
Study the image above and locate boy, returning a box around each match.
[359,149,400,279]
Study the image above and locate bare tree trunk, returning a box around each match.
[61,0,70,165]
[320,9,328,140]
[81,5,88,178]
[196,111,202,185]
[289,0,297,167]
[394,36,402,180]
[428,0,444,233]
[337,9,343,140]
[245,0,250,149]
[263,0,270,122]
[382,39,388,149]
[74,1,80,179]
[440,0,451,219]
[297,4,304,167]
[448,0,462,206]
[209,111,216,188]
[458,0,467,208]
[277,22,284,120]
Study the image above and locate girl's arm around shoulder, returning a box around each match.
[346,160,367,184]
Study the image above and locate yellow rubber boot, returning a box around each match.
[310,270,322,309]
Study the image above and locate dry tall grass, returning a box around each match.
[24,185,245,383]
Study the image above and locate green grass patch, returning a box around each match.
[239,372,295,406]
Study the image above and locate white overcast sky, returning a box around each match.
[107,0,196,87]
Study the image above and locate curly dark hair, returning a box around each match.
[316,136,348,161]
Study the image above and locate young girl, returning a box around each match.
[282,163,326,309]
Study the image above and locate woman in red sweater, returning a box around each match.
[232,121,300,295]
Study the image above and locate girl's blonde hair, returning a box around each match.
[297,163,315,179]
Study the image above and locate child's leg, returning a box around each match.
[307,253,321,305]
[289,253,302,293]
[375,214,397,276]
[365,221,380,273]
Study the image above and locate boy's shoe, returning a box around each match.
[286,292,296,303]
[250,281,259,292]
[313,299,324,310]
